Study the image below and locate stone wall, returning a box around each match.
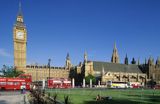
[24,66,70,81]
[101,72,147,83]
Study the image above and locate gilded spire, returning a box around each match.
[66,53,70,60]
[124,54,128,65]
[16,1,24,23]
[114,42,117,50]
[18,1,23,16]
[156,56,160,65]
[148,56,154,65]
[149,56,153,62]
[84,51,87,63]
[111,42,119,63]
[65,53,71,69]
[138,57,140,65]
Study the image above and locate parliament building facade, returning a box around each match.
[13,5,160,85]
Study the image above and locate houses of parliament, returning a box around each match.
[13,4,160,85]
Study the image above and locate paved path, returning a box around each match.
[0,91,27,104]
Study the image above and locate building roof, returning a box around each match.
[93,61,143,73]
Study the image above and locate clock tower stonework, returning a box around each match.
[13,5,27,71]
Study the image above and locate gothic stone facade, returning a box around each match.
[13,7,27,71]
[24,66,70,82]
[13,4,160,84]
[77,61,147,85]
[145,57,160,84]
[13,5,71,81]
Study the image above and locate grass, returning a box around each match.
[45,88,160,104]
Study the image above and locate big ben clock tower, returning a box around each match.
[13,3,27,71]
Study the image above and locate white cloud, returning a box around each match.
[0,48,12,57]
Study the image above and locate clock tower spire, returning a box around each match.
[17,1,23,23]
[13,2,27,71]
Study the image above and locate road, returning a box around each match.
[0,91,27,104]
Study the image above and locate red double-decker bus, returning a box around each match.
[48,78,71,88]
[0,74,32,90]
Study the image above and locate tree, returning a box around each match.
[69,68,76,79]
[131,58,136,64]
[85,74,96,85]
[1,65,24,77]
[149,77,156,89]
[124,54,128,65]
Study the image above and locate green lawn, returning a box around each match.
[45,88,160,104]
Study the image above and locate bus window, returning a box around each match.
[13,82,20,85]
[0,82,6,85]
[22,82,26,85]
[7,82,13,85]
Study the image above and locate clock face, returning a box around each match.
[16,31,24,39]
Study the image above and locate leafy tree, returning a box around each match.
[149,77,156,89]
[1,65,24,77]
[131,58,136,64]
[85,74,96,85]
[69,68,76,79]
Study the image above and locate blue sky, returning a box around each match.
[0,0,160,67]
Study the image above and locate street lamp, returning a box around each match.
[48,59,51,80]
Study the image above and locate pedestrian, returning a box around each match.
[96,94,101,101]
[23,88,26,94]
[20,86,23,94]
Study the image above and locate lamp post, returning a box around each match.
[48,59,51,80]
[36,69,37,81]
